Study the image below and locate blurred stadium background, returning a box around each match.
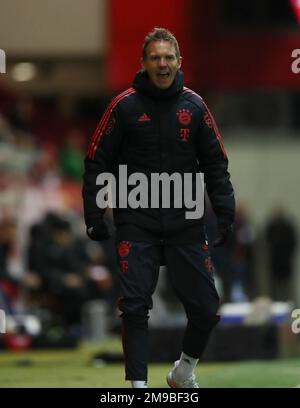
[1,0,300,387]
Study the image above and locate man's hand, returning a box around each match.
[213,224,233,248]
[86,220,110,241]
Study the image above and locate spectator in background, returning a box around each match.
[24,213,114,329]
[0,112,14,144]
[9,96,35,135]
[265,207,297,301]
[207,202,256,303]
[59,128,85,181]
[0,217,22,314]
[230,204,256,302]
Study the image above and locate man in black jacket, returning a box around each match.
[83,27,235,388]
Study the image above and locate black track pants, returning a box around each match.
[116,240,220,381]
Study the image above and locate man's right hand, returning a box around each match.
[86,220,110,241]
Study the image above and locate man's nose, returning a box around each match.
[158,57,167,67]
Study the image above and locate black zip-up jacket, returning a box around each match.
[82,70,235,243]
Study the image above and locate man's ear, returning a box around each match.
[178,56,182,69]
[141,57,145,69]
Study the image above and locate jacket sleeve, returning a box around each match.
[82,103,123,228]
[195,100,235,228]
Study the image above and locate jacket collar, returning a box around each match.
[132,69,184,99]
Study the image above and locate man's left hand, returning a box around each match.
[213,224,233,247]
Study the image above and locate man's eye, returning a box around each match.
[166,55,175,61]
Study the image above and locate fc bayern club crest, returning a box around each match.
[118,241,131,257]
[176,108,192,125]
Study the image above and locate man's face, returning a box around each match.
[142,40,182,89]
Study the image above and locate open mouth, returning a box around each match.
[157,72,170,79]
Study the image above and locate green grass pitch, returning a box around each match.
[0,338,300,388]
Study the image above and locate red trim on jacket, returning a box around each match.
[184,87,227,159]
[87,87,136,159]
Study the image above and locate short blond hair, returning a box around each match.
[142,27,180,60]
